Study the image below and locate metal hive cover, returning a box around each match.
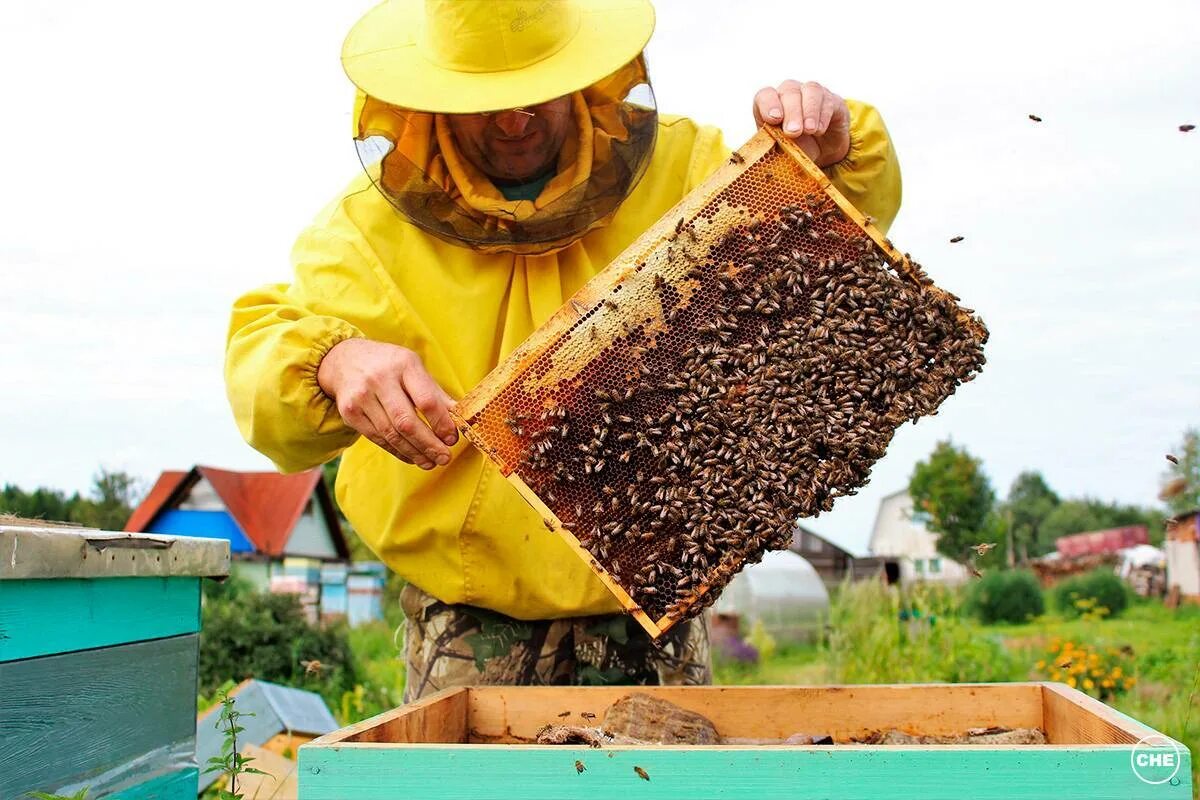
[451,127,988,638]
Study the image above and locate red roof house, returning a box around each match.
[125,466,349,561]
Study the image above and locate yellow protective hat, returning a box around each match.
[342,0,656,114]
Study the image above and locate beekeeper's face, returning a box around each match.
[446,96,573,182]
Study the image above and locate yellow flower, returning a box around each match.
[1051,671,1063,681]
[1111,667,1122,678]
[1067,677,1077,688]
[1102,679,1114,688]
[1123,678,1136,689]
[1036,660,1046,670]
[1091,668,1104,677]
[1083,679,1094,690]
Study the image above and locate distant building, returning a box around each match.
[788,523,890,588]
[867,489,970,584]
[124,465,350,592]
[1165,510,1200,603]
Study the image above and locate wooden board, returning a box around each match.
[0,634,198,798]
[235,744,300,800]
[109,768,199,800]
[299,744,1189,800]
[0,576,200,662]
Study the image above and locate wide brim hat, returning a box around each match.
[343,0,656,114]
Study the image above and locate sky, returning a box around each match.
[2,0,1197,555]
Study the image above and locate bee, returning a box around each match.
[674,217,685,236]
[949,236,965,244]
[581,711,597,721]
[1166,454,1179,465]
[729,152,745,165]
[558,710,571,718]
[1028,114,1043,123]
[1181,124,1196,133]
[575,760,586,774]
[603,298,619,311]
[968,565,983,579]
[634,766,650,781]
[1057,659,1073,670]
[301,659,324,676]
[971,542,997,556]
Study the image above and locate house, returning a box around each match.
[124,465,350,591]
[196,679,339,792]
[1165,510,1200,603]
[867,489,970,584]
[788,523,891,588]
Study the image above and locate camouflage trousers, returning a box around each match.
[399,583,712,702]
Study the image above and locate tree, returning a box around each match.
[0,468,142,530]
[1162,428,1200,516]
[1002,471,1060,561]
[908,441,997,560]
[1039,497,1164,547]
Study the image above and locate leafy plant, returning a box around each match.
[204,690,265,799]
[908,441,997,560]
[1053,569,1130,619]
[26,790,89,800]
[964,569,1045,624]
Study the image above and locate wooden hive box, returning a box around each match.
[299,684,1191,799]
[0,520,230,799]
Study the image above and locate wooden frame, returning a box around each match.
[299,683,1191,799]
[449,127,986,639]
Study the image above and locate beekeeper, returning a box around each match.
[225,0,901,699]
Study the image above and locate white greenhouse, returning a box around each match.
[713,549,831,644]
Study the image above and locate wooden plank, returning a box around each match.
[298,743,1191,800]
[0,634,198,798]
[464,684,1044,743]
[236,744,300,800]
[110,768,199,800]
[0,526,229,580]
[0,576,200,662]
[1041,682,1157,744]
[308,687,470,745]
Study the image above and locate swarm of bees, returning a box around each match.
[481,186,988,626]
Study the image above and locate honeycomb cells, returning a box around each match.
[459,142,988,632]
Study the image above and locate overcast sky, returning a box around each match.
[2,1,1197,554]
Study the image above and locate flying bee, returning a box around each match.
[634,767,650,781]
[968,565,983,578]
[972,542,997,556]
[949,236,965,243]
[1181,124,1196,132]
[1166,454,1180,465]
[581,711,597,721]
[558,710,571,718]
[1028,114,1043,122]
[575,760,586,774]
[301,659,324,676]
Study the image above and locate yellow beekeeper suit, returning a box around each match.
[224,0,902,620]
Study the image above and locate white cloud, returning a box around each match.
[2,0,1197,555]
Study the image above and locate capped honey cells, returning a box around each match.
[451,129,988,636]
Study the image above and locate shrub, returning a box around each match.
[1054,569,1129,619]
[199,587,358,703]
[964,569,1045,624]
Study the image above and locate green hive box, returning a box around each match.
[0,520,229,799]
[299,684,1193,799]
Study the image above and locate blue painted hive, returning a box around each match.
[0,520,229,799]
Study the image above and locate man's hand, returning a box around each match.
[317,338,459,470]
[753,81,851,168]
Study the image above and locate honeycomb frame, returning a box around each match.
[450,127,987,638]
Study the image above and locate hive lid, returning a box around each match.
[0,517,230,579]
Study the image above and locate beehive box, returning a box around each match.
[298,684,1191,799]
[450,127,987,638]
[0,520,230,799]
